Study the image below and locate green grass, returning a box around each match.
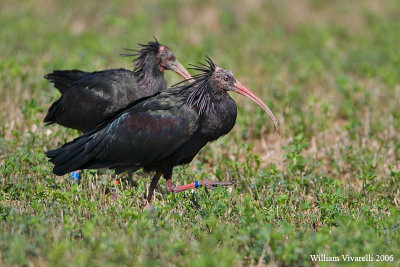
[1,0,400,266]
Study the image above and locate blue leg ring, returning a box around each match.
[71,171,80,183]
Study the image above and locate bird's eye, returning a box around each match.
[167,55,173,61]
[224,76,230,81]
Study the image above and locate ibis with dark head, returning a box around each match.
[43,39,192,133]
[46,57,279,205]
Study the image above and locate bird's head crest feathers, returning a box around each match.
[171,57,218,115]
[121,38,161,73]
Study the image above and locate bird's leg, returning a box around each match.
[146,171,162,205]
[165,179,233,193]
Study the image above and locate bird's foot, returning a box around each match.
[144,201,157,212]
[165,179,233,193]
[198,180,233,190]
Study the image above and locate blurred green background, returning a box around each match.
[1,0,400,266]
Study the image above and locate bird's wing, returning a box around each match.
[43,69,144,132]
[103,105,197,163]
[47,94,198,175]
[70,69,143,100]
[44,70,89,93]
[45,68,139,98]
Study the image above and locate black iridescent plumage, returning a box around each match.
[44,40,191,133]
[46,58,280,204]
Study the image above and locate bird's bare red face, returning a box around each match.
[157,46,192,82]
[212,67,280,135]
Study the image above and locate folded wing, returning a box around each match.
[47,96,198,175]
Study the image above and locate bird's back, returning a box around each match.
[44,70,88,93]
[44,68,159,132]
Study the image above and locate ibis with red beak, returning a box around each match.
[44,39,192,133]
[46,57,280,205]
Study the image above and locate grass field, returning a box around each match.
[1,0,400,266]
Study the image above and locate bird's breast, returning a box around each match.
[200,97,237,140]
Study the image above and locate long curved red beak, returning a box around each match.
[233,81,280,135]
[174,61,194,84]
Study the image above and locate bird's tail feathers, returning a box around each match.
[44,70,87,93]
[43,99,61,124]
[46,129,110,175]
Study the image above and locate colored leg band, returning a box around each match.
[71,171,79,182]
[195,181,199,188]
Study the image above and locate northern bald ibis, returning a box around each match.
[44,40,192,133]
[46,58,280,205]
